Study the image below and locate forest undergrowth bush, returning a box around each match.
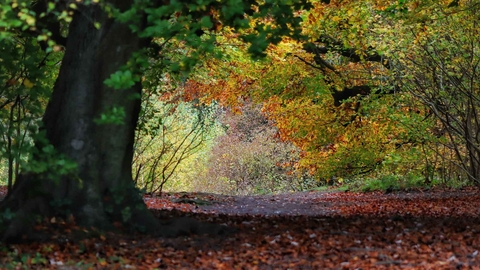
[344,173,471,193]
[190,102,309,195]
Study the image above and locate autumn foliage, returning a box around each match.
[174,0,480,188]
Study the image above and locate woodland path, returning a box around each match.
[1,186,480,269]
[200,191,339,216]
[154,187,480,217]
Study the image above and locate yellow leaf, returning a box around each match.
[26,16,36,26]
[23,79,34,88]
[53,45,63,52]
[332,16,341,22]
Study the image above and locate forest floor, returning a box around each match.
[1,186,480,269]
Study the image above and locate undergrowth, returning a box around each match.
[343,174,471,193]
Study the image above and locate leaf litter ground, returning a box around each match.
[1,186,480,269]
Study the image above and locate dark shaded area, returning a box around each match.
[31,0,67,49]
[331,85,372,107]
[307,35,389,67]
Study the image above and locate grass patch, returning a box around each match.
[346,174,426,192]
[308,186,330,192]
[345,173,472,193]
[309,185,350,193]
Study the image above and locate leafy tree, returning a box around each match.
[0,18,61,193]
[291,0,480,185]
[190,9,407,182]
[133,93,218,194]
[0,0,310,240]
[164,0,479,188]
[190,0,447,184]
[379,0,480,184]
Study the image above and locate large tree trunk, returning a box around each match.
[0,1,161,240]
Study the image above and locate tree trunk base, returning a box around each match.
[0,174,162,242]
[0,175,233,243]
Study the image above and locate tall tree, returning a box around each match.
[0,0,309,240]
[0,0,159,240]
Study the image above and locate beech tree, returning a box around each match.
[0,0,309,240]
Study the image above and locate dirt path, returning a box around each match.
[146,188,480,269]
[182,187,480,218]
[199,191,339,216]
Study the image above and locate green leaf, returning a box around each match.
[94,106,126,125]
[200,16,213,29]
[104,70,136,90]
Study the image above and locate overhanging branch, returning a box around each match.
[304,35,390,69]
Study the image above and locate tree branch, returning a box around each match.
[304,35,390,69]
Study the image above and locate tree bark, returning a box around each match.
[0,1,161,240]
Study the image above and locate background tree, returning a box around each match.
[284,0,480,185]
[0,16,63,193]
[133,93,219,194]
[379,0,480,184]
